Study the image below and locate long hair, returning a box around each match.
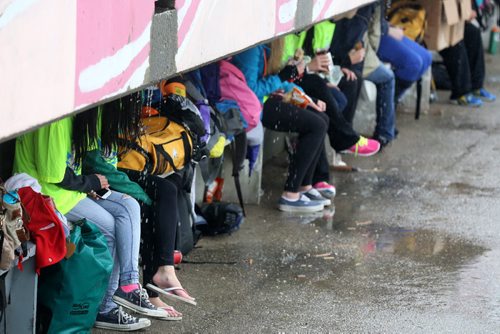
[267,37,285,75]
[101,92,142,157]
[73,107,100,166]
[72,92,143,164]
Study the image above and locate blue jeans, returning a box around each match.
[66,191,141,314]
[366,65,396,142]
[377,35,432,82]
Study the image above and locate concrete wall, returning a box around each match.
[0,0,375,143]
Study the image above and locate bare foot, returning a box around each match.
[152,265,195,301]
[149,297,182,317]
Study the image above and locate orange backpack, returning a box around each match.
[118,116,193,177]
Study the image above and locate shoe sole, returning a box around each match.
[278,203,324,213]
[94,319,151,332]
[112,296,169,318]
[317,190,336,199]
[449,100,482,107]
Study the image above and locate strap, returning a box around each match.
[230,135,247,217]
[118,138,153,174]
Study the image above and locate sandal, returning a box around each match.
[146,283,197,306]
[158,306,183,321]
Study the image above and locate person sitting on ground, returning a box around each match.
[439,8,496,107]
[231,42,330,213]
[13,114,163,332]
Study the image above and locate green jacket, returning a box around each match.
[83,150,152,205]
[282,21,336,62]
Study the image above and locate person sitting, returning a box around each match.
[232,41,330,212]
[439,8,496,107]
[13,114,162,331]
[79,94,195,318]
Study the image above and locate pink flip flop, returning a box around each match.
[146,283,197,306]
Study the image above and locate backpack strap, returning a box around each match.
[231,132,247,217]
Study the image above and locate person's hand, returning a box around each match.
[309,99,327,112]
[308,54,331,73]
[95,174,109,189]
[326,82,340,90]
[341,68,357,81]
[389,26,405,41]
[348,47,365,65]
[88,190,99,200]
[469,10,477,22]
[296,61,306,76]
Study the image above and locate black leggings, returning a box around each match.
[338,69,363,126]
[127,173,179,297]
[262,97,328,192]
[296,73,359,151]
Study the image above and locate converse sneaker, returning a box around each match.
[302,188,331,206]
[95,306,151,332]
[450,94,483,107]
[113,286,168,318]
[313,182,336,199]
[341,136,380,157]
[473,88,496,102]
[278,194,324,213]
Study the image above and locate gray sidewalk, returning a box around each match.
[96,54,500,334]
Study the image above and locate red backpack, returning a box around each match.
[219,60,262,132]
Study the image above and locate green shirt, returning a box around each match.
[14,117,86,214]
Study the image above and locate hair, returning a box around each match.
[101,92,142,157]
[267,37,285,75]
[73,107,100,166]
[72,91,143,164]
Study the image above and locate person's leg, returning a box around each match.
[338,70,363,125]
[262,98,327,193]
[464,22,486,91]
[95,191,141,287]
[312,147,330,186]
[400,37,432,80]
[378,35,423,83]
[366,65,396,144]
[297,73,359,151]
[66,197,118,314]
[439,41,473,99]
[330,87,348,113]
[301,110,329,187]
[142,175,194,304]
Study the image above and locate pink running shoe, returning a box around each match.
[342,136,380,157]
[313,182,336,199]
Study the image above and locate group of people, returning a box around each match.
[8,0,497,332]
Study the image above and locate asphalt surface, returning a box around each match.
[95,54,500,334]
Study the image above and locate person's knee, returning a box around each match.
[398,55,423,82]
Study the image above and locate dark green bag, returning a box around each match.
[38,219,113,334]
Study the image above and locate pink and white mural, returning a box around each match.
[74,0,155,109]
[1,0,374,141]
[275,0,298,35]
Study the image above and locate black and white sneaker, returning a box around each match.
[95,306,151,332]
[113,286,169,318]
[302,188,331,206]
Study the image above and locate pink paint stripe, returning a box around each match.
[318,0,334,22]
[176,0,201,48]
[74,43,150,108]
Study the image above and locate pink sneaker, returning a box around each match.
[313,182,336,199]
[342,136,380,157]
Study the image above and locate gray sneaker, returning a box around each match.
[302,188,331,206]
[95,306,151,332]
[113,286,168,318]
[278,194,324,213]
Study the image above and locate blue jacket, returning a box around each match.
[231,45,298,103]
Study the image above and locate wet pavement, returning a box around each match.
[96,55,500,333]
